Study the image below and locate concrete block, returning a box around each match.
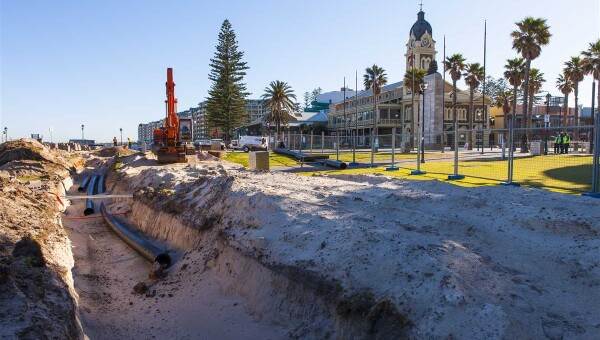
[249,151,269,171]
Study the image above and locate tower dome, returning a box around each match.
[410,10,432,40]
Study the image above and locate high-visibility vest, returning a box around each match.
[563,135,570,143]
[555,136,561,143]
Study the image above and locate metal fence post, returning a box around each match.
[447,121,463,180]
[310,131,313,155]
[411,127,426,175]
[321,131,324,154]
[386,127,398,171]
[300,130,303,153]
[336,131,340,161]
[589,111,600,195]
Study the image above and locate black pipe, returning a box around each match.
[322,159,347,169]
[83,175,98,216]
[99,202,171,268]
[77,176,91,193]
[97,175,105,194]
[273,148,329,162]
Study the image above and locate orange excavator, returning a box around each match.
[153,68,187,163]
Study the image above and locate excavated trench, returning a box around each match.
[95,160,411,340]
[61,155,411,339]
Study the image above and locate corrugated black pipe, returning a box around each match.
[83,175,98,216]
[322,159,347,169]
[77,176,91,193]
[99,202,171,268]
[97,175,105,194]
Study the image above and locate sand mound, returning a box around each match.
[0,139,70,168]
[94,146,138,158]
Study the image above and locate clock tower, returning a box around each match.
[405,9,437,72]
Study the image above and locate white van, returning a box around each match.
[237,136,267,153]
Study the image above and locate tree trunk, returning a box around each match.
[574,83,579,150]
[563,93,569,126]
[468,89,474,150]
[452,80,458,150]
[521,58,531,152]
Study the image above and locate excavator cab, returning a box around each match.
[154,68,187,164]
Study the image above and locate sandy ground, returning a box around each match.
[106,153,600,339]
[63,170,285,339]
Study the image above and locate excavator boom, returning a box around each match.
[154,68,187,163]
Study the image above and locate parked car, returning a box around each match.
[193,139,212,147]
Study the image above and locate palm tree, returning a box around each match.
[443,54,467,150]
[556,73,573,126]
[582,39,600,124]
[511,17,551,152]
[504,58,525,149]
[495,89,513,129]
[261,80,297,135]
[363,64,388,151]
[464,62,485,149]
[526,68,545,128]
[564,56,585,143]
[403,68,427,144]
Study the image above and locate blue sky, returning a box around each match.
[1,0,598,142]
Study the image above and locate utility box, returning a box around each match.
[530,141,541,156]
[249,151,269,171]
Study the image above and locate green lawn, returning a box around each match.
[300,154,594,195]
[224,151,298,167]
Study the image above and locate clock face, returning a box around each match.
[422,38,430,47]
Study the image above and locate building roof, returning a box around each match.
[410,10,432,40]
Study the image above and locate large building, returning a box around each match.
[138,99,269,142]
[327,9,491,149]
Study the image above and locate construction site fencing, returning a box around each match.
[266,123,599,195]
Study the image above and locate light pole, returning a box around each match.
[545,93,551,155]
[3,127,7,143]
[419,78,428,163]
[120,128,123,146]
[49,126,54,144]
[81,125,84,143]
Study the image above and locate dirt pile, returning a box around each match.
[0,176,83,339]
[0,139,83,193]
[109,157,600,339]
[94,146,137,158]
[0,139,84,339]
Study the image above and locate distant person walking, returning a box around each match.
[554,133,561,154]
[127,137,132,149]
[113,137,118,147]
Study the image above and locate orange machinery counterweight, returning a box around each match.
[154,68,187,163]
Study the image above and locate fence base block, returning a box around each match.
[447,174,465,180]
[367,165,378,168]
[411,170,427,175]
[349,162,360,166]
[581,192,600,199]
[500,182,521,187]
[385,166,399,171]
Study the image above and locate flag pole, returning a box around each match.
[442,35,446,153]
[481,20,487,154]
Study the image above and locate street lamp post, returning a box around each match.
[49,126,54,144]
[419,78,428,163]
[120,128,123,146]
[545,93,551,156]
[81,125,84,143]
[3,127,7,143]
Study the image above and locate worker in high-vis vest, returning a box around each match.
[562,133,570,154]
[554,133,561,154]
